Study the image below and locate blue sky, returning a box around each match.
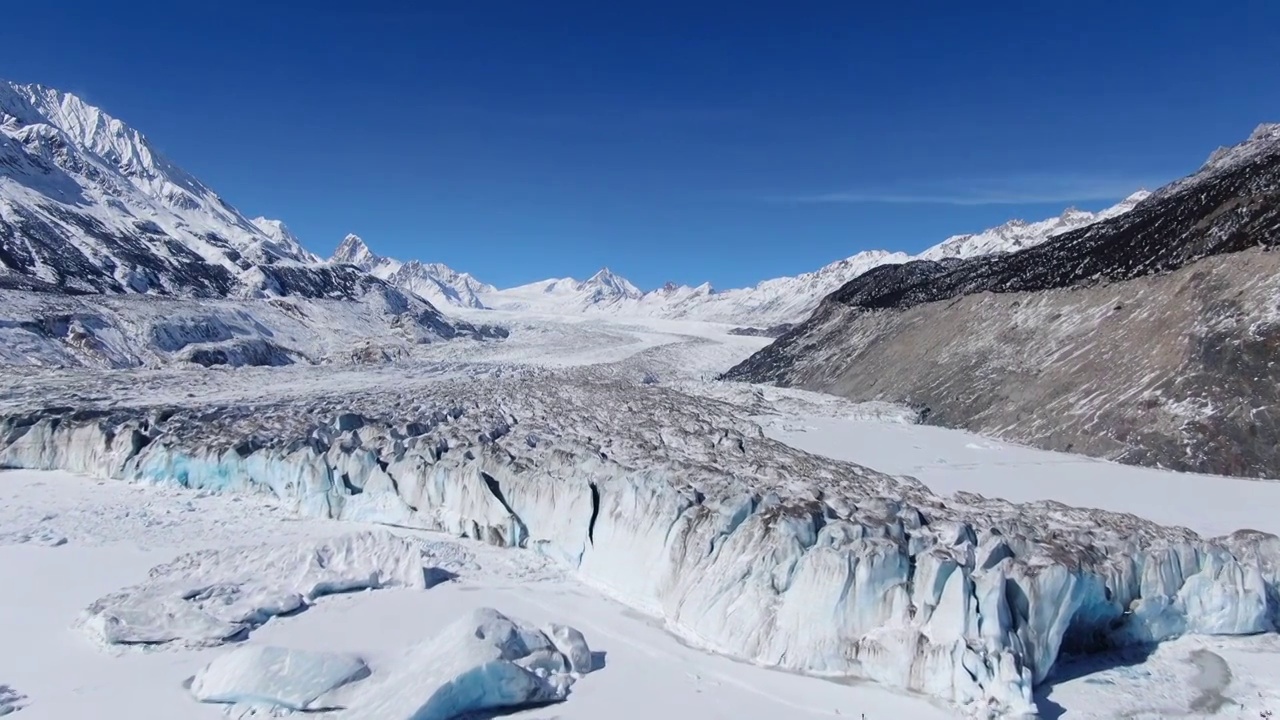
[4,1,1279,289]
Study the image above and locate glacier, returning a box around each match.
[2,370,1277,718]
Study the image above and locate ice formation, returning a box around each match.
[339,607,592,719]
[189,646,368,711]
[79,532,426,647]
[2,370,1278,717]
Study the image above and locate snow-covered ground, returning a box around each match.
[759,409,1280,540]
[3,312,1279,719]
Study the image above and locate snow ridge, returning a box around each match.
[330,234,494,309]
[918,190,1151,261]
[360,194,1148,325]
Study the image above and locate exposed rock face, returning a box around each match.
[726,125,1280,478]
[2,365,1278,716]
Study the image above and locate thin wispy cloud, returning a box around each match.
[777,174,1163,206]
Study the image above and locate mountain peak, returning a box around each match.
[331,234,380,268]
[581,267,642,300]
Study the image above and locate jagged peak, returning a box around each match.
[331,233,380,267]
[1250,123,1280,141]
[581,266,642,297]
[587,266,619,282]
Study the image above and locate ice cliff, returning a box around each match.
[2,372,1278,717]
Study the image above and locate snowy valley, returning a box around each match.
[2,77,1280,720]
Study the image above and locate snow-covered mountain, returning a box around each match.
[481,267,644,313]
[330,234,494,309]
[917,190,1151,261]
[0,79,391,301]
[0,80,505,364]
[476,194,1145,325]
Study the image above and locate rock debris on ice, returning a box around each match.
[79,532,426,648]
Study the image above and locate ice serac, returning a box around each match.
[341,607,593,720]
[190,646,369,711]
[0,284,507,369]
[2,376,1278,717]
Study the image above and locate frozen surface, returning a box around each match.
[763,413,1280,538]
[80,532,426,648]
[2,309,1280,718]
[189,646,368,710]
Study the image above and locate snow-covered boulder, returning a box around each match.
[190,646,368,710]
[80,532,425,647]
[340,607,593,720]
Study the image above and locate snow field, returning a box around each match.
[0,468,952,720]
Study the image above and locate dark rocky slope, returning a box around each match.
[725,124,1280,477]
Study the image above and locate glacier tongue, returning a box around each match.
[2,373,1278,717]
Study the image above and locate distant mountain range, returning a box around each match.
[0,77,1149,332]
[334,195,1151,326]
[331,233,496,310]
